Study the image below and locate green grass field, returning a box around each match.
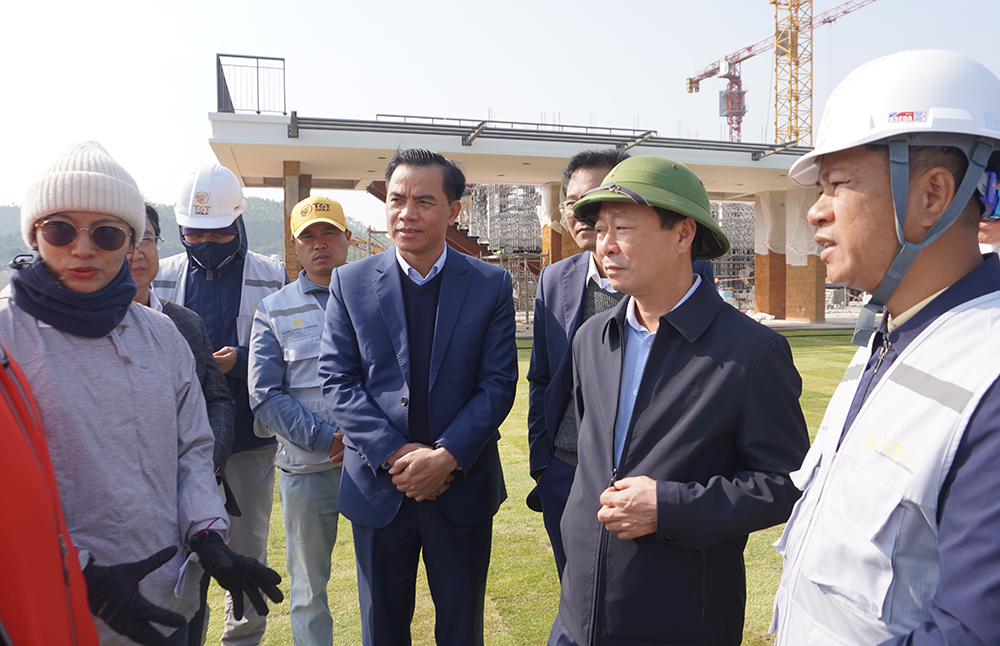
[206,331,858,645]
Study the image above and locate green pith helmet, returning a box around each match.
[572,156,731,260]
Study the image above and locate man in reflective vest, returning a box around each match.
[154,164,287,645]
[771,50,1000,645]
[249,196,351,646]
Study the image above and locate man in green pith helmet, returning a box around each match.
[549,156,809,646]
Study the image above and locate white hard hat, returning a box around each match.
[790,49,1000,187]
[175,163,247,229]
[795,50,1000,346]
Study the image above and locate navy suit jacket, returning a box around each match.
[527,253,715,480]
[319,248,518,529]
[527,252,589,480]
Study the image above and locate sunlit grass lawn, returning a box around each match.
[206,331,856,645]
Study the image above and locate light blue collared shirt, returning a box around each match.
[613,274,702,468]
[395,246,448,285]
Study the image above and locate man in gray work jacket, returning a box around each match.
[249,196,350,646]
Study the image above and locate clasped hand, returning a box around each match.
[597,475,658,540]
[388,443,458,501]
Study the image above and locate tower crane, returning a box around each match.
[685,0,878,145]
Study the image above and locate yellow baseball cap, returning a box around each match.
[291,195,349,238]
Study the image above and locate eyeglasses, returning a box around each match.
[581,184,650,207]
[36,220,131,252]
[136,235,161,251]
[560,200,577,213]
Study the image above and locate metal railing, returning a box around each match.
[375,114,651,139]
[289,112,812,156]
[216,54,286,115]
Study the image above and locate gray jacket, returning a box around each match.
[0,297,227,645]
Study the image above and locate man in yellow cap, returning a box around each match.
[248,195,351,646]
[549,156,809,646]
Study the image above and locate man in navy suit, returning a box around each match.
[527,149,629,577]
[319,148,518,646]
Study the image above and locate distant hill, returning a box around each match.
[0,204,20,236]
[0,197,389,285]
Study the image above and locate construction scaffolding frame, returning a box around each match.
[491,252,546,326]
[469,184,542,253]
[711,202,757,311]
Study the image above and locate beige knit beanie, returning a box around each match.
[21,141,146,247]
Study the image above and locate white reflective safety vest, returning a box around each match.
[154,251,287,346]
[253,279,334,473]
[772,292,1000,645]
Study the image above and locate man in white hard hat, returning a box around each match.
[248,196,351,646]
[771,50,1000,645]
[154,164,287,646]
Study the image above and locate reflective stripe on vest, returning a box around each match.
[260,279,326,408]
[256,279,335,472]
[773,291,1000,646]
[154,252,286,346]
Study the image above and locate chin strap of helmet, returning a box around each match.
[852,137,996,345]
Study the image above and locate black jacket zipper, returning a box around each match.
[587,468,617,646]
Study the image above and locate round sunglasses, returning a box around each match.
[36,219,132,252]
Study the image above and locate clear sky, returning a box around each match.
[3,0,997,230]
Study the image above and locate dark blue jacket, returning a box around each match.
[180,217,276,453]
[527,252,590,481]
[319,249,518,528]
[559,277,808,646]
[527,254,715,480]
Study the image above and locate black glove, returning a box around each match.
[83,546,187,646]
[216,472,242,517]
[188,530,283,620]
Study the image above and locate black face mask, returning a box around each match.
[183,236,242,271]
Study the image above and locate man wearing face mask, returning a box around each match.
[154,164,287,646]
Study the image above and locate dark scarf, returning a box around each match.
[10,254,137,338]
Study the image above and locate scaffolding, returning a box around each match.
[492,252,546,325]
[711,202,756,311]
[468,184,542,253]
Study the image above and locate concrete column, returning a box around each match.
[755,252,787,318]
[784,187,824,322]
[538,181,563,267]
[541,225,562,267]
[754,191,787,318]
[283,161,300,280]
[786,255,826,322]
[299,174,312,202]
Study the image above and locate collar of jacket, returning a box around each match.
[602,274,724,346]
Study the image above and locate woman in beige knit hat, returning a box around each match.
[2,141,282,646]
